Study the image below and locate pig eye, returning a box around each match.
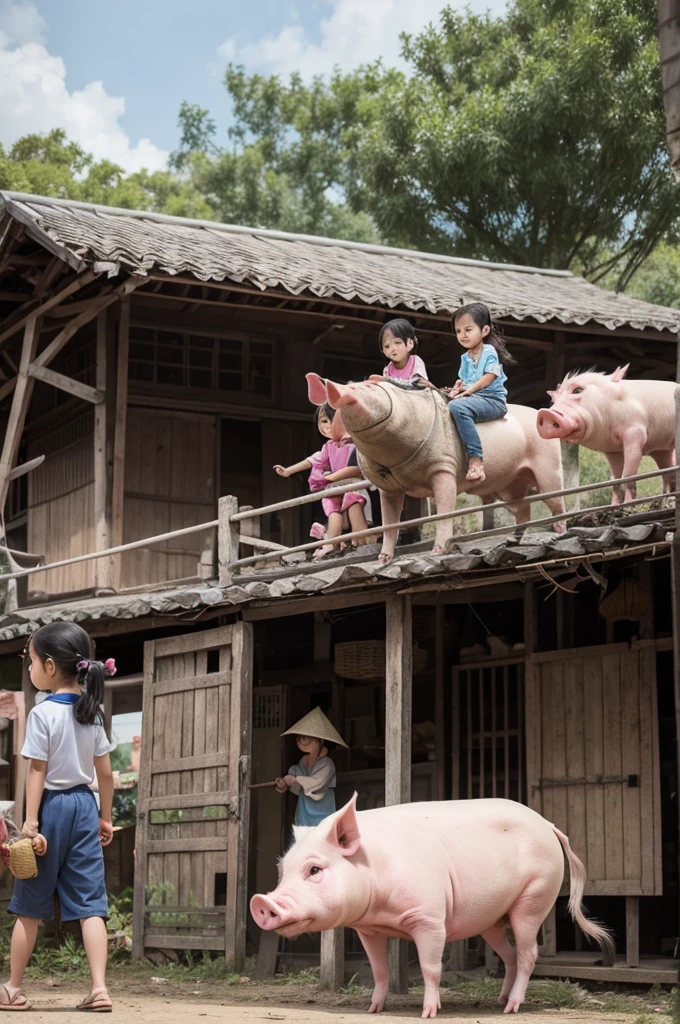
[571,386,584,394]
[309,866,321,876]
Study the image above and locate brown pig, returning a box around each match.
[536,366,676,504]
[306,374,565,563]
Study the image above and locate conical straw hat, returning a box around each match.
[281,706,348,748]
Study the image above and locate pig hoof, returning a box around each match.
[368,1000,385,1014]
[431,544,444,555]
[421,1005,438,1019]
[503,999,522,1014]
[553,521,567,535]
[378,552,393,565]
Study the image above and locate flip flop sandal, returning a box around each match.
[76,993,112,1013]
[0,986,31,1011]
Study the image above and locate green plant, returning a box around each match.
[27,934,89,978]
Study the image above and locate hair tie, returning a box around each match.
[75,657,117,677]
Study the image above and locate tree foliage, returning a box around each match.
[221,0,679,287]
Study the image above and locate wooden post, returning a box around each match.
[111,296,130,591]
[481,497,495,532]
[0,317,40,510]
[385,594,412,995]
[319,929,345,989]
[434,605,446,801]
[672,380,680,993]
[561,443,580,512]
[218,495,239,586]
[625,896,640,968]
[94,310,113,590]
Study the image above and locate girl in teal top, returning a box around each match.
[274,708,348,829]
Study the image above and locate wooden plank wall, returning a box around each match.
[27,411,96,595]
[525,644,662,897]
[122,408,216,588]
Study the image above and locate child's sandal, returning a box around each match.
[0,986,31,1011]
[76,990,112,1013]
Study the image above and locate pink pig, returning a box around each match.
[250,796,613,1019]
[536,367,677,504]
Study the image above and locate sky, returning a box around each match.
[0,0,506,175]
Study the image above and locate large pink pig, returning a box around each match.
[307,374,566,563]
[536,367,677,503]
[251,796,613,1019]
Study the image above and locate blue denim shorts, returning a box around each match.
[8,785,108,922]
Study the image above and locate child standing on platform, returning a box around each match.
[448,302,516,484]
[274,403,371,560]
[0,623,117,1013]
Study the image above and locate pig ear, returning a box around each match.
[546,390,556,401]
[611,364,629,383]
[324,793,361,857]
[306,373,329,406]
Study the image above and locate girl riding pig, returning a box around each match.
[448,302,516,483]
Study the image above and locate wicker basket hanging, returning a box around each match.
[598,578,650,623]
[334,640,429,680]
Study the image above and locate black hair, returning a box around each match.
[313,403,335,427]
[29,623,107,730]
[378,318,419,354]
[452,303,516,366]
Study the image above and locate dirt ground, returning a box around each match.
[9,976,674,1023]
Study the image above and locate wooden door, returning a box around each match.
[525,642,662,896]
[133,624,253,966]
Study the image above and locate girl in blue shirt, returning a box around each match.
[448,302,516,483]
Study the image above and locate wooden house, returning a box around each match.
[0,191,678,985]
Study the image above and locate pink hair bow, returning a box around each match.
[104,658,117,677]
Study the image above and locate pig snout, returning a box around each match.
[536,407,580,441]
[250,893,292,931]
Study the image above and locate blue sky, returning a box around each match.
[0,0,507,173]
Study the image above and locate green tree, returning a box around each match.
[221,0,679,286]
[0,128,214,220]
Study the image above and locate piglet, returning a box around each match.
[536,367,677,503]
[251,795,613,1018]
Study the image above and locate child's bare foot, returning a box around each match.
[312,544,335,561]
[465,458,486,483]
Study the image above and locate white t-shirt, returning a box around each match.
[22,694,116,790]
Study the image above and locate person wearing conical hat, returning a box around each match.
[275,707,348,828]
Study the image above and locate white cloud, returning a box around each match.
[0,1,168,174]
[218,0,507,79]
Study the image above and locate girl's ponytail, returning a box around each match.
[29,622,115,730]
[453,302,517,367]
[74,659,107,728]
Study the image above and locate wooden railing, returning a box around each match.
[1,466,677,592]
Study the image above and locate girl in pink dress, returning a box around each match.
[274,404,370,560]
[380,319,429,382]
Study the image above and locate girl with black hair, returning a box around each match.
[273,403,371,560]
[448,302,516,484]
[379,319,429,382]
[0,623,116,1012]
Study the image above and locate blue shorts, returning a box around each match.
[8,785,108,922]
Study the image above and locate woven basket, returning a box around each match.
[334,640,429,680]
[2,837,38,880]
[599,579,650,622]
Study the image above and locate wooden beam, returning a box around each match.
[27,363,104,404]
[434,604,446,801]
[385,594,412,995]
[111,295,130,590]
[218,495,239,587]
[31,284,130,370]
[672,378,680,983]
[0,376,16,404]
[0,317,40,509]
[0,269,97,348]
[94,309,113,589]
[320,928,345,989]
[8,454,44,481]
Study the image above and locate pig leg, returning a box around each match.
[480,921,517,1006]
[378,490,405,564]
[649,449,675,495]
[605,427,646,504]
[355,930,389,1013]
[412,926,447,1018]
[503,890,551,1013]
[431,471,458,555]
